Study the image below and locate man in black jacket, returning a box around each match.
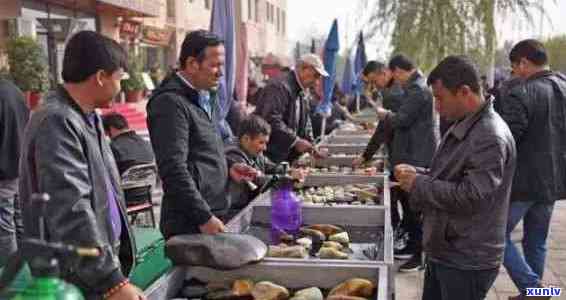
[498,39,566,300]
[147,30,255,239]
[254,53,328,163]
[396,55,516,300]
[102,112,154,175]
[376,54,439,272]
[0,79,29,267]
[352,61,407,249]
[19,31,143,299]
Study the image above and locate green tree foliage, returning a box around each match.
[5,36,49,92]
[362,0,542,72]
[544,35,566,73]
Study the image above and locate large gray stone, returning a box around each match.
[166,233,268,269]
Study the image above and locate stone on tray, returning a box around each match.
[165,233,267,269]
[251,281,290,300]
[329,232,350,244]
[290,287,323,300]
[328,278,375,298]
[326,296,368,300]
[206,290,253,300]
[299,228,326,241]
[306,224,344,236]
[233,279,255,296]
[183,285,209,298]
[322,241,344,251]
[316,247,349,259]
[295,237,312,249]
[267,245,308,258]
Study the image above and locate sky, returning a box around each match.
[286,0,566,61]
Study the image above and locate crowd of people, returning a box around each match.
[1,27,566,300]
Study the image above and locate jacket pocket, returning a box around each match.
[445,219,472,248]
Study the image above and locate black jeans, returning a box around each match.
[391,187,422,252]
[423,260,498,300]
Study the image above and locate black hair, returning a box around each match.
[509,39,548,66]
[388,54,415,71]
[62,31,127,83]
[102,112,129,132]
[427,55,482,95]
[363,61,386,76]
[239,115,271,138]
[179,30,224,68]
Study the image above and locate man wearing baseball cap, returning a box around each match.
[254,54,328,163]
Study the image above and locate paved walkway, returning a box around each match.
[395,201,566,300]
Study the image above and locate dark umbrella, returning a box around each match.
[316,19,340,138]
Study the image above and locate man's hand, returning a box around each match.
[229,163,258,183]
[313,147,329,159]
[394,164,417,192]
[107,283,146,300]
[199,215,225,234]
[294,139,314,153]
[376,107,390,121]
[352,156,365,168]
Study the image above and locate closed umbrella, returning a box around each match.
[353,31,367,112]
[210,0,236,142]
[316,19,340,139]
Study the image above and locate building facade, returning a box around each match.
[0,0,288,87]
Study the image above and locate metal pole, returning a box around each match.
[355,92,360,113]
[320,116,327,142]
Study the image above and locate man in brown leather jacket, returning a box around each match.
[395,56,516,300]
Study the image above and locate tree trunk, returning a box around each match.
[484,0,497,87]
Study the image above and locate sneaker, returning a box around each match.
[394,236,407,251]
[398,254,424,272]
[394,245,416,260]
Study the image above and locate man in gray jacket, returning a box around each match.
[395,56,516,300]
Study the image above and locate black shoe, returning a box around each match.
[398,255,424,273]
[394,245,416,260]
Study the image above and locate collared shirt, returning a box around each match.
[87,113,122,242]
[176,72,212,119]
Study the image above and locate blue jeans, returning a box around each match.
[503,201,554,294]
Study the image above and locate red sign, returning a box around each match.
[120,20,141,37]
[141,26,173,46]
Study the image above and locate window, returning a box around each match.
[273,4,276,23]
[255,0,260,22]
[276,7,280,31]
[204,0,210,10]
[167,0,175,18]
[248,0,253,20]
[282,10,286,34]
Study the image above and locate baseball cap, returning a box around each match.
[300,53,329,77]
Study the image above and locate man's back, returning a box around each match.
[110,131,154,175]
[500,71,566,203]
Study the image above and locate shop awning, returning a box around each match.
[96,0,161,17]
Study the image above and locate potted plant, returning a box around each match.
[6,36,49,110]
[122,52,146,103]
